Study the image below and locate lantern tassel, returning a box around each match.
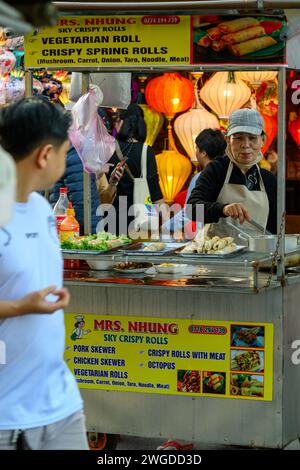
[167,120,179,153]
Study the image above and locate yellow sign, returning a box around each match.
[24,15,191,68]
[65,314,273,401]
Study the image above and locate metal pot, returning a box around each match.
[238,234,300,252]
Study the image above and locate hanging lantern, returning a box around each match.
[145,72,194,119]
[139,104,164,146]
[174,108,220,163]
[200,72,251,119]
[261,113,278,154]
[156,150,192,204]
[174,73,220,164]
[236,71,277,85]
[288,112,300,147]
[60,80,71,105]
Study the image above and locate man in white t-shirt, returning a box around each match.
[0,97,88,450]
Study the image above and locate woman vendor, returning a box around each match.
[187,108,277,234]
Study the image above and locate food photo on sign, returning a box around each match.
[192,15,286,63]
[231,324,265,348]
[202,371,226,395]
[230,349,264,373]
[230,374,264,398]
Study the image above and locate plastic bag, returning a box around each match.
[69,85,116,173]
[0,48,16,77]
[70,72,131,109]
[5,76,24,102]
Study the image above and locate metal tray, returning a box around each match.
[177,245,246,259]
[121,242,187,256]
[62,243,132,257]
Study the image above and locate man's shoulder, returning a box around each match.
[201,155,229,178]
[29,192,52,212]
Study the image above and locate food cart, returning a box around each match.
[25,1,300,449]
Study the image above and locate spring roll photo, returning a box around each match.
[222,26,265,44]
[207,26,222,40]
[218,17,260,34]
[198,35,211,48]
[211,39,227,52]
[228,36,277,56]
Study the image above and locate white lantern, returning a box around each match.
[174,107,220,163]
[236,71,277,85]
[200,72,251,119]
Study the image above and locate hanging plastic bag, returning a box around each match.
[0,48,16,78]
[5,76,24,102]
[70,72,131,109]
[69,85,116,173]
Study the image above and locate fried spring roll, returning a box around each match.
[228,36,277,56]
[197,35,211,48]
[222,26,265,44]
[218,17,260,34]
[211,39,226,52]
[207,26,222,40]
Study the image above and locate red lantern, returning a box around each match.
[262,113,278,154]
[145,73,194,119]
[288,114,300,147]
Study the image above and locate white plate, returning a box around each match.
[155,264,188,274]
[87,260,115,271]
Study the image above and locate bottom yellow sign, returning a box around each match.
[64,314,273,401]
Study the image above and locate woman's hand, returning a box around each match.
[109,161,126,187]
[223,203,251,224]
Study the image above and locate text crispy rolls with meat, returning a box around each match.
[222,26,265,45]
[218,17,260,34]
[228,36,277,56]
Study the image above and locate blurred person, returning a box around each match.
[162,129,227,239]
[106,104,167,236]
[49,144,101,234]
[0,97,89,450]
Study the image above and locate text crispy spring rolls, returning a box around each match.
[207,26,222,40]
[211,39,226,52]
[218,17,260,34]
[228,36,277,56]
[222,26,265,44]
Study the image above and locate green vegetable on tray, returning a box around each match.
[61,231,132,251]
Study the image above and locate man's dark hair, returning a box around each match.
[195,128,226,160]
[117,104,146,143]
[0,97,72,161]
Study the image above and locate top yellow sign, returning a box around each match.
[24,14,286,68]
[24,15,191,68]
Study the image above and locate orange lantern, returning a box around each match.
[261,113,278,154]
[288,113,300,147]
[156,150,192,204]
[145,73,194,119]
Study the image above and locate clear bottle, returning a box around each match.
[59,202,80,242]
[53,187,69,233]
